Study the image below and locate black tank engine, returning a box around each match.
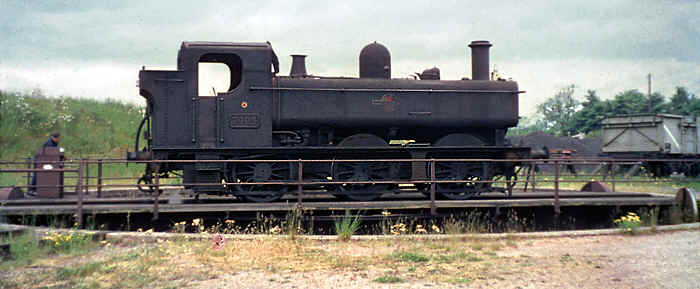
[128,40,529,202]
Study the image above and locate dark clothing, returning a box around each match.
[43,138,58,148]
[30,137,59,193]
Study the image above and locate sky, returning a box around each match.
[0,0,698,115]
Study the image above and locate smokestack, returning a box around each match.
[468,40,492,80]
[290,54,307,77]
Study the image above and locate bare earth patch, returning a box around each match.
[1,230,698,288]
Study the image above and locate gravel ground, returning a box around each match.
[188,230,700,289]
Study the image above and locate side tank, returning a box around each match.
[271,77,519,129]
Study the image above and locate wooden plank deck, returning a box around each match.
[0,191,676,216]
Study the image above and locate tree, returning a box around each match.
[536,85,580,136]
[572,90,606,133]
[667,87,700,116]
[507,115,548,136]
[609,89,665,115]
[669,87,689,114]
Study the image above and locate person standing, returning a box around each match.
[28,132,61,195]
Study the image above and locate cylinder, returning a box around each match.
[290,54,307,77]
[359,42,391,79]
[469,40,492,81]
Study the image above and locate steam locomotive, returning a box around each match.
[127,40,529,202]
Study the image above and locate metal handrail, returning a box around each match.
[3,157,698,228]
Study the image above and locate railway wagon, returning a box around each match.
[128,40,529,202]
[601,114,700,177]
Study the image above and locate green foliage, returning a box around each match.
[373,274,403,283]
[1,232,47,267]
[284,206,305,240]
[42,230,94,255]
[56,261,104,279]
[507,115,548,136]
[391,251,430,262]
[0,90,144,160]
[0,230,97,270]
[614,212,642,235]
[519,85,698,136]
[537,85,579,136]
[434,252,482,263]
[334,210,362,241]
[668,87,700,116]
[571,90,605,134]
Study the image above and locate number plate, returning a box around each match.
[229,113,260,128]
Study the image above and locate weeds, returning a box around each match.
[1,232,46,266]
[559,253,574,264]
[283,205,305,240]
[335,210,362,241]
[1,229,95,269]
[443,211,490,234]
[374,274,403,283]
[56,261,104,279]
[391,251,429,263]
[42,230,94,255]
[639,206,660,229]
[435,252,482,263]
[450,277,473,284]
[614,212,642,235]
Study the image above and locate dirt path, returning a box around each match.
[188,230,700,289]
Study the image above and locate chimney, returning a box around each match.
[468,40,492,80]
[290,54,307,77]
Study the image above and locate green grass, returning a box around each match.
[1,232,47,267]
[0,90,144,160]
[517,169,700,194]
[450,277,473,284]
[390,250,430,263]
[0,231,97,269]
[42,230,96,255]
[51,249,155,289]
[0,90,147,187]
[373,274,403,283]
[56,261,105,279]
[335,210,362,241]
[435,252,483,263]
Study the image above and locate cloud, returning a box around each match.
[0,0,698,115]
[501,58,700,114]
[0,60,143,103]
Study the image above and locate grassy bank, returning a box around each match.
[0,91,146,187]
[0,90,143,160]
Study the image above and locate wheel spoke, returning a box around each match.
[233,162,290,202]
[334,162,396,201]
[434,162,485,200]
[237,170,255,176]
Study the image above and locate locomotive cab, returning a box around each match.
[137,42,278,154]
